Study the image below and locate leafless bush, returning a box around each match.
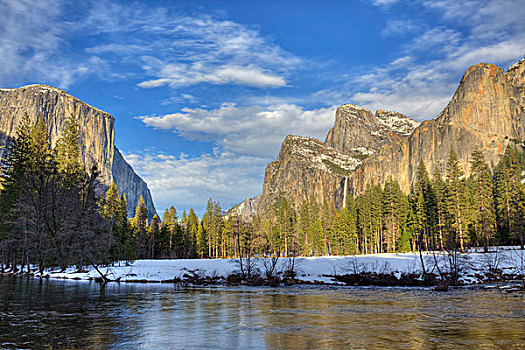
[444,249,471,285]
[282,251,301,279]
[262,252,280,279]
[231,256,260,280]
[378,261,392,274]
[479,247,507,273]
[343,257,366,274]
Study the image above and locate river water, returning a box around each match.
[0,276,524,349]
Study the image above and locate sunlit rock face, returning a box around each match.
[257,59,525,217]
[0,84,157,218]
[227,196,260,222]
[257,106,418,215]
[352,61,525,195]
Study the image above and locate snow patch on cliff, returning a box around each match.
[286,136,362,174]
[376,109,420,136]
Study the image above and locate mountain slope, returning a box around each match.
[351,60,525,195]
[257,107,418,215]
[0,84,157,218]
[257,58,525,217]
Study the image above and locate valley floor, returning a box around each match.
[10,246,524,287]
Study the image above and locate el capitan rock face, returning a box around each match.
[0,84,157,218]
[257,59,525,217]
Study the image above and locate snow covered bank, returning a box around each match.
[4,247,524,287]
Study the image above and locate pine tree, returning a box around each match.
[118,194,134,261]
[414,160,438,251]
[186,208,199,258]
[55,114,83,186]
[148,215,160,258]
[298,200,315,255]
[196,222,207,258]
[383,178,407,253]
[470,149,496,251]
[431,168,447,250]
[446,149,467,252]
[29,116,59,268]
[202,198,224,258]
[273,197,296,257]
[103,182,120,260]
[162,206,179,257]
[309,218,324,255]
[333,197,358,255]
[132,195,148,258]
[0,113,33,272]
[493,146,525,248]
[320,200,335,255]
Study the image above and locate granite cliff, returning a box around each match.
[0,84,157,218]
[351,60,525,194]
[227,196,260,222]
[257,107,419,215]
[256,58,525,216]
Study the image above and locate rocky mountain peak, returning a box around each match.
[256,58,525,218]
[227,196,260,222]
[506,57,525,139]
[352,59,524,196]
[436,62,511,136]
[324,103,417,157]
[0,84,157,218]
[257,133,366,215]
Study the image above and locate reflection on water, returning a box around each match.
[0,276,524,349]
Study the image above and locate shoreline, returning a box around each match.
[2,247,524,290]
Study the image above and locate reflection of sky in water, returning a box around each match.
[1,278,524,349]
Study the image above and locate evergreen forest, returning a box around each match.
[1,116,525,273]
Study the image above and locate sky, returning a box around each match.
[1,0,525,216]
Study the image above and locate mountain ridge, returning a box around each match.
[254,58,525,217]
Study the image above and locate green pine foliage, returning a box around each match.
[3,116,525,269]
[446,150,467,251]
[469,149,496,251]
[132,196,148,259]
[0,114,110,272]
[493,146,525,248]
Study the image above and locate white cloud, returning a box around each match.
[138,64,286,89]
[381,19,419,38]
[84,12,300,89]
[0,1,299,90]
[0,0,90,88]
[370,0,399,6]
[139,103,336,158]
[122,150,268,215]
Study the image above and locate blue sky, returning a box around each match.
[1,0,525,216]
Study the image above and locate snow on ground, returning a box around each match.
[29,247,525,285]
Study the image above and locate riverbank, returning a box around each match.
[2,247,524,289]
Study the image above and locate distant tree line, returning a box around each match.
[128,146,525,260]
[1,115,525,273]
[111,145,525,261]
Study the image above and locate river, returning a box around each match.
[0,276,524,349]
